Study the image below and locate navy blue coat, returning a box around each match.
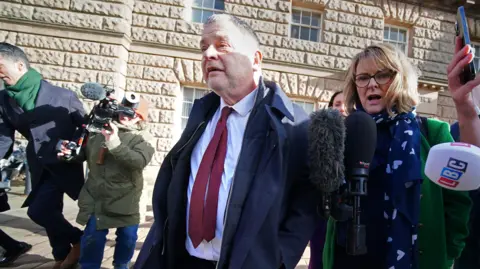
[0,80,86,207]
[134,79,321,269]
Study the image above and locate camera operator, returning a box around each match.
[58,93,154,269]
[0,42,86,269]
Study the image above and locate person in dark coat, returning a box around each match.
[134,14,320,269]
[0,42,86,269]
[0,189,32,267]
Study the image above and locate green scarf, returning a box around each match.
[5,68,42,111]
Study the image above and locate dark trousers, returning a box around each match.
[0,228,21,253]
[26,177,83,261]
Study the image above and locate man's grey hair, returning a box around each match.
[205,14,260,48]
[0,42,30,69]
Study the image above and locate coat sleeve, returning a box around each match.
[105,131,155,170]
[278,116,322,269]
[433,121,472,261]
[68,91,87,128]
[0,111,15,159]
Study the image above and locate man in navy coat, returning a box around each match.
[135,14,320,269]
[0,43,86,269]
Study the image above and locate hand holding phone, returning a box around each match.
[455,6,477,84]
[447,6,480,112]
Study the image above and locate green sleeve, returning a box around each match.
[105,131,155,170]
[429,119,472,261]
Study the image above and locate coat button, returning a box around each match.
[419,250,423,255]
[418,223,424,228]
[420,194,423,199]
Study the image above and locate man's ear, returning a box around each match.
[16,61,26,72]
[252,50,263,71]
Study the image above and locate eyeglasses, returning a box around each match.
[354,70,396,88]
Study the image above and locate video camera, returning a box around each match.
[56,82,141,161]
[81,82,138,134]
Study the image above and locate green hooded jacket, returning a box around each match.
[76,123,155,230]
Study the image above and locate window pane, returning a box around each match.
[193,0,203,8]
[311,14,320,27]
[475,45,480,57]
[202,10,214,23]
[400,44,406,53]
[384,28,389,40]
[310,28,319,42]
[204,0,214,8]
[192,9,203,23]
[300,26,309,40]
[182,118,188,130]
[399,29,406,42]
[182,102,193,118]
[304,103,315,114]
[291,25,299,39]
[302,12,311,25]
[194,89,207,99]
[214,0,224,10]
[184,88,194,102]
[292,10,301,24]
[390,28,398,41]
[475,58,480,72]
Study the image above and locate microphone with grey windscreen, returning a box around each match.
[80,82,107,101]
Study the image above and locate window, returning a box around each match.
[474,44,480,72]
[192,0,225,23]
[293,100,315,114]
[384,25,408,54]
[182,87,208,130]
[290,8,321,42]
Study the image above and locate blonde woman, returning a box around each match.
[321,44,471,269]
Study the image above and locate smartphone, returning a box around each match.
[455,6,477,84]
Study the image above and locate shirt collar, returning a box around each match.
[220,88,258,117]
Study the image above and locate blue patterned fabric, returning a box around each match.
[360,107,422,269]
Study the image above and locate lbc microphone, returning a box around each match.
[80,82,107,101]
[344,111,377,256]
[425,142,480,191]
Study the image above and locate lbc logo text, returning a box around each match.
[438,158,468,188]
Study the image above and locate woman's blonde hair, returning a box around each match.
[343,43,420,116]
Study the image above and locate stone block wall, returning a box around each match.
[1,0,480,215]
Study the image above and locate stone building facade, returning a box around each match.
[1,0,480,216]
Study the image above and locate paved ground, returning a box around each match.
[0,184,311,269]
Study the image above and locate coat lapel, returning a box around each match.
[222,79,296,268]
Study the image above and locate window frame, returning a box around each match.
[191,0,225,24]
[289,7,323,43]
[383,24,409,55]
[180,86,209,131]
[291,98,316,114]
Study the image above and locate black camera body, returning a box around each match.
[87,95,136,133]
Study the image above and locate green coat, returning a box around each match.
[76,124,155,230]
[323,118,472,269]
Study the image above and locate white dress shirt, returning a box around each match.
[186,89,258,261]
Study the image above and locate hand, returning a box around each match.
[101,123,119,142]
[447,37,480,108]
[57,140,72,159]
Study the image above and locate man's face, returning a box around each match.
[0,55,26,86]
[200,19,261,101]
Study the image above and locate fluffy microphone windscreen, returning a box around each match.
[80,82,107,101]
[344,111,377,175]
[308,108,346,193]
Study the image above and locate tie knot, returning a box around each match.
[220,106,233,121]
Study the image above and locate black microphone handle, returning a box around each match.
[346,167,369,256]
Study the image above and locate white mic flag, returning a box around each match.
[425,142,480,191]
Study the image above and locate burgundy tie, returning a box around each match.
[189,106,233,248]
